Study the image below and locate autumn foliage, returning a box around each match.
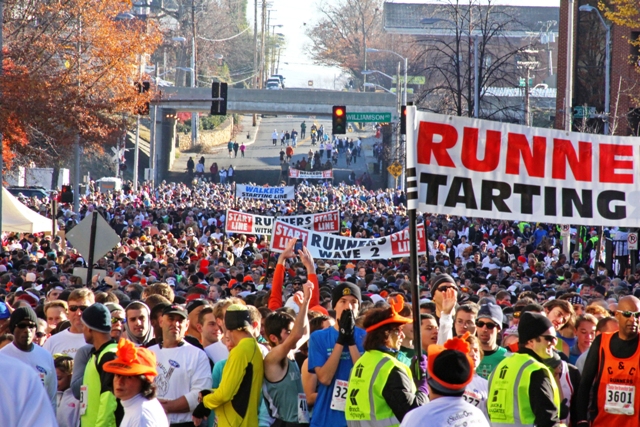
[1,0,162,165]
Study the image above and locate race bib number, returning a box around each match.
[79,385,88,416]
[330,379,348,411]
[298,393,310,423]
[605,384,635,415]
[463,390,481,407]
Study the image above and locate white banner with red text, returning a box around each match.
[405,110,640,227]
[236,184,295,200]
[225,209,341,235]
[270,220,426,260]
[288,169,333,179]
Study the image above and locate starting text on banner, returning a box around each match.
[225,209,341,235]
[236,184,295,200]
[405,111,640,227]
[270,220,426,260]
[288,169,334,180]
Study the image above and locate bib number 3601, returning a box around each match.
[330,380,349,411]
[605,384,635,415]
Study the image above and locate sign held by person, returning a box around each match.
[270,220,426,260]
[236,184,295,200]
[225,209,340,235]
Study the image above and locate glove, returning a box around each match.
[336,309,355,347]
[199,389,212,400]
[411,354,428,395]
[192,402,211,419]
[559,398,569,420]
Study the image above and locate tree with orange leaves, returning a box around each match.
[1,0,162,167]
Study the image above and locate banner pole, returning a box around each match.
[405,102,423,369]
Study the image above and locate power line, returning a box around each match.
[198,27,250,42]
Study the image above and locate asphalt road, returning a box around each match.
[171,114,378,186]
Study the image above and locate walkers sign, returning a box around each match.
[225,209,340,235]
[405,110,640,227]
[347,112,392,123]
[236,184,294,200]
[270,220,426,260]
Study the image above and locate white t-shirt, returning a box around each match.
[1,343,57,412]
[148,341,212,425]
[120,393,169,427]
[464,374,489,421]
[401,396,489,427]
[57,389,81,427]
[0,356,58,426]
[43,329,87,358]
[204,340,229,364]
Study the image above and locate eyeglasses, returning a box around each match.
[437,285,457,293]
[68,305,89,312]
[111,317,126,325]
[476,321,498,330]
[541,334,558,343]
[16,322,37,329]
[616,310,640,319]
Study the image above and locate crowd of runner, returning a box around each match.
[0,180,639,427]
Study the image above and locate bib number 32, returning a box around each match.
[330,380,349,411]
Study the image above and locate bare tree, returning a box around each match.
[412,0,533,119]
[305,0,385,87]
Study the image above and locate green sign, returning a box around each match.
[573,106,597,119]
[392,76,426,85]
[346,112,392,123]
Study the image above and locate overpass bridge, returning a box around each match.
[148,87,397,182]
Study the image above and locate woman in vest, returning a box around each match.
[345,296,428,427]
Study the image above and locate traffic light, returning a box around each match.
[211,82,228,115]
[60,185,74,203]
[400,105,407,135]
[332,105,346,134]
[134,81,150,116]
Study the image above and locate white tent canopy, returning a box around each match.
[2,187,57,233]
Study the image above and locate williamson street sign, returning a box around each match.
[346,112,392,123]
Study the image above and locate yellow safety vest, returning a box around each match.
[345,350,415,427]
[487,353,561,427]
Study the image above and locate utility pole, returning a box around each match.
[252,0,258,126]
[260,0,266,88]
[191,0,198,149]
[518,52,538,127]
[565,0,575,132]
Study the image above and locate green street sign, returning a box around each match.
[346,112,392,123]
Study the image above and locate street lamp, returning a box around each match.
[366,48,407,106]
[579,5,611,135]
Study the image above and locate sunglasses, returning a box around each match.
[111,317,126,325]
[541,334,558,343]
[68,305,89,312]
[437,285,458,293]
[616,310,640,319]
[16,322,37,329]
[512,311,522,319]
[36,332,47,338]
[476,321,498,330]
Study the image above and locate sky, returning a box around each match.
[247,0,561,89]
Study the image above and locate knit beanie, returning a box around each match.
[225,304,251,331]
[331,282,362,309]
[430,273,457,295]
[518,312,554,344]
[10,306,38,332]
[82,303,112,334]
[427,335,474,395]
